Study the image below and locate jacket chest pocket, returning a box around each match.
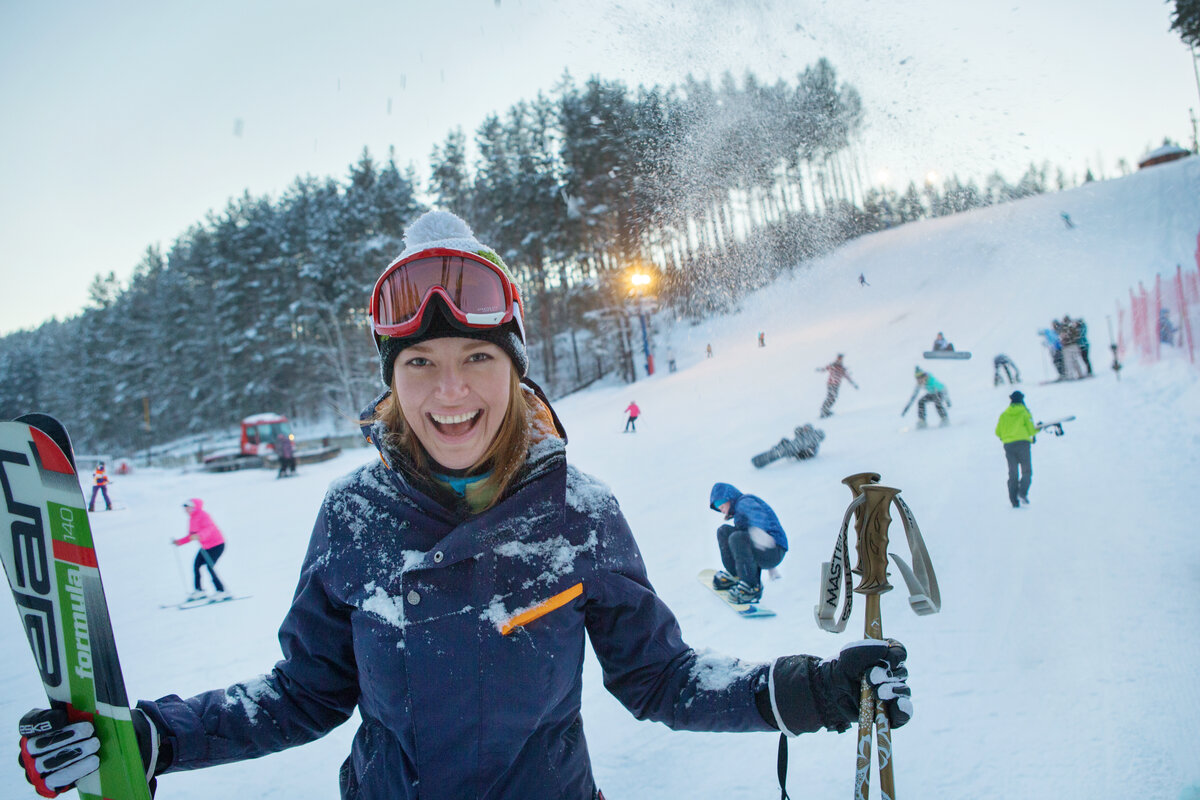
[485,579,586,706]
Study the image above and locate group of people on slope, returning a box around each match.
[18,210,913,800]
[1040,315,1091,380]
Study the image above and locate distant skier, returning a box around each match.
[706,343,713,358]
[1159,308,1178,345]
[667,347,677,372]
[87,461,112,512]
[708,482,787,604]
[757,332,766,347]
[859,273,869,287]
[275,433,297,478]
[1075,316,1093,375]
[174,499,228,601]
[816,353,858,418]
[1061,212,1075,229]
[902,367,950,428]
[931,332,953,352]
[623,400,640,433]
[1038,327,1065,379]
[993,354,1021,386]
[995,391,1036,508]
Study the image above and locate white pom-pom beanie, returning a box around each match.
[375,210,528,386]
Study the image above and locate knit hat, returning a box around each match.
[1009,391,1025,403]
[375,211,528,386]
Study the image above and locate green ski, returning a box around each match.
[0,414,151,800]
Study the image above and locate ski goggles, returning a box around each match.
[368,248,524,342]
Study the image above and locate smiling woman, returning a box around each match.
[16,211,913,800]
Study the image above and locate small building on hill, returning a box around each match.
[1137,141,1191,169]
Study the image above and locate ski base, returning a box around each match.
[161,595,252,611]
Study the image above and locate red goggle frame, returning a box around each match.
[368,248,524,343]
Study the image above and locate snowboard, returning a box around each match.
[0,414,152,800]
[1038,374,1094,385]
[922,350,971,360]
[696,569,775,618]
[1035,416,1076,436]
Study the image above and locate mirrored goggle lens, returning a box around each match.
[375,255,509,328]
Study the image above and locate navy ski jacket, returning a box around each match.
[140,388,778,799]
[709,483,788,551]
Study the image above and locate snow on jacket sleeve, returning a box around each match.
[575,470,773,733]
[139,504,359,771]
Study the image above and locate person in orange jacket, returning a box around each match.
[88,461,112,511]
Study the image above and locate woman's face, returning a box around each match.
[392,337,513,471]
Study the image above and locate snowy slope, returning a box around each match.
[2,157,1198,799]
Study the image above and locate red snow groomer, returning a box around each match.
[201,413,293,472]
[202,413,340,472]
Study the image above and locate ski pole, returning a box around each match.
[818,473,942,800]
[197,545,224,589]
[170,541,190,595]
[853,483,901,800]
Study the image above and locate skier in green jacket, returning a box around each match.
[995,390,1037,508]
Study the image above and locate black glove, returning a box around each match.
[18,706,164,797]
[759,639,912,736]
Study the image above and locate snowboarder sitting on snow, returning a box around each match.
[816,353,858,418]
[995,391,1036,508]
[931,332,953,351]
[903,367,950,428]
[17,210,913,800]
[87,461,112,512]
[993,354,1021,386]
[174,499,227,601]
[709,482,788,604]
[790,424,825,459]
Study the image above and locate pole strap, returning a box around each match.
[777,732,791,800]
[887,496,941,616]
[814,495,861,632]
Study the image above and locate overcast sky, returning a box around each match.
[1,0,1196,335]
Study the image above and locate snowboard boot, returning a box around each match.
[711,570,737,591]
[727,581,763,604]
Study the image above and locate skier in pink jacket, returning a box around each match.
[175,499,227,600]
[624,401,641,433]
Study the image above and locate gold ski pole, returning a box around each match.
[855,484,900,800]
[820,474,941,800]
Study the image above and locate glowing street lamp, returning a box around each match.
[629,270,655,377]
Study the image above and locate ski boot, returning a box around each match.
[711,570,737,591]
[727,581,763,604]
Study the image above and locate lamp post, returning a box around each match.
[630,271,655,377]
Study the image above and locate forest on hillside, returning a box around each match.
[0,62,1068,452]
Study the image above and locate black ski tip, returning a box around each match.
[13,412,76,471]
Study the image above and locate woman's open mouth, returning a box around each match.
[429,410,482,438]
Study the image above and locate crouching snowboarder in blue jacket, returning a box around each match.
[16,211,914,800]
[709,482,788,603]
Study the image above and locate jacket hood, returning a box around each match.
[185,498,204,513]
[709,482,742,511]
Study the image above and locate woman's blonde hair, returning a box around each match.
[372,366,530,511]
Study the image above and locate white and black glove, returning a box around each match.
[17,706,163,797]
[758,638,912,736]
